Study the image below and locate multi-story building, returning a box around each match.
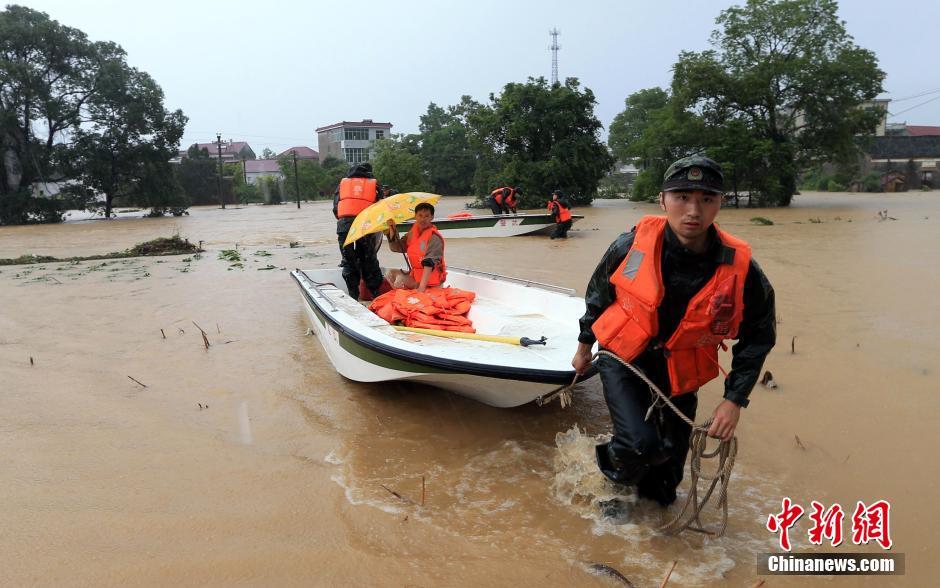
[315,119,393,164]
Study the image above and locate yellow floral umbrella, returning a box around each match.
[343,192,442,247]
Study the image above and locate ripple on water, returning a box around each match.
[553,425,785,586]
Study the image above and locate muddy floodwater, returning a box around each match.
[1,193,937,587]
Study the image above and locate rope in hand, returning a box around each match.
[538,349,737,537]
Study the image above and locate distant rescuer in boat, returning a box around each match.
[333,162,386,297]
[570,155,776,506]
[487,186,521,215]
[548,189,573,239]
[384,202,447,293]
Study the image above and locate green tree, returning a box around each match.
[175,145,217,204]
[372,137,432,192]
[66,60,187,218]
[319,156,350,197]
[417,100,478,194]
[607,88,708,201]
[672,0,884,205]
[0,5,106,198]
[608,87,670,163]
[1,5,188,222]
[475,77,613,207]
[260,147,278,160]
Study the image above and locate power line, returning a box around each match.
[888,93,940,118]
[890,88,940,103]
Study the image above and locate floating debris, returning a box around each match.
[760,370,778,389]
[586,563,634,586]
[795,435,806,451]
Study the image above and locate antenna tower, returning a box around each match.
[549,28,561,85]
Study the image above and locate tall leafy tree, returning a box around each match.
[608,87,671,164]
[66,60,187,218]
[672,0,884,205]
[372,136,432,193]
[608,88,709,200]
[417,100,478,195]
[477,77,613,206]
[175,145,217,204]
[0,5,106,198]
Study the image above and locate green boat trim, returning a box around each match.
[293,271,576,384]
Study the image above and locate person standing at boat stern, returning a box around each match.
[333,163,386,297]
[384,202,446,293]
[548,189,573,239]
[570,155,776,506]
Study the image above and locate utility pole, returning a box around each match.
[216,133,225,209]
[549,28,561,85]
[293,150,301,209]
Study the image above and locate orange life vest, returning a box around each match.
[491,187,507,205]
[549,200,572,222]
[406,224,447,287]
[337,177,378,218]
[505,189,518,208]
[591,216,751,396]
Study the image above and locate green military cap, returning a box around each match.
[662,155,724,194]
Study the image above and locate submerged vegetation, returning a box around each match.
[0,235,201,266]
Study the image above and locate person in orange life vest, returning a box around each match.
[503,186,521,214]
[570,155,776,507]
[384,202,446,293]
[488,187,511,215]
[332,162,387,298]
[548,189,573,239]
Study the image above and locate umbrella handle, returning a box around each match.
[387,224,411,272]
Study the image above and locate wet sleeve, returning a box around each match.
[724,258,777,408]
[577,230,635,344]
[422,235,444,268]
[332,191,339,219]
[387,231,405,253]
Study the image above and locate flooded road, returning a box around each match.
[1,193,937,586]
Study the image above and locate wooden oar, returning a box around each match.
[393,326,546,347]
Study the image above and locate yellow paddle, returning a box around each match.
[393,326,547,347]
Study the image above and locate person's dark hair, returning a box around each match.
[415,202,435,215]
[347,162,374,178]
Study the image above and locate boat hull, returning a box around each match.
[293,268,583,407]
[396,213,583,238]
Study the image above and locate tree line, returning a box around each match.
[608,0,885,206]
[2,0,887,225]
[1,5,187,224]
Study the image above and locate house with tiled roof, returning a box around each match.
[244,159,283,185]
[901,125,940,137]
[178,140,256,163]
[278,146,319,161]
[864,135,940,189]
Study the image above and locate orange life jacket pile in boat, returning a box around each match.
[368,287,476,333]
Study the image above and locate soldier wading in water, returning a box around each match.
[571,156,776,509]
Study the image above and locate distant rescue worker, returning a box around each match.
[548,189,573,239]
[503,187,521,214]
[380,184,397,199]
[571,155,776,507]
[488,186,520,215]
[384,202,447,293]
[333,162,385,298]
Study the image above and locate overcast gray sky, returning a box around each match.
[16,0,940,154]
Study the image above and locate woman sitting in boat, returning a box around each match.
[384,202,447,293]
